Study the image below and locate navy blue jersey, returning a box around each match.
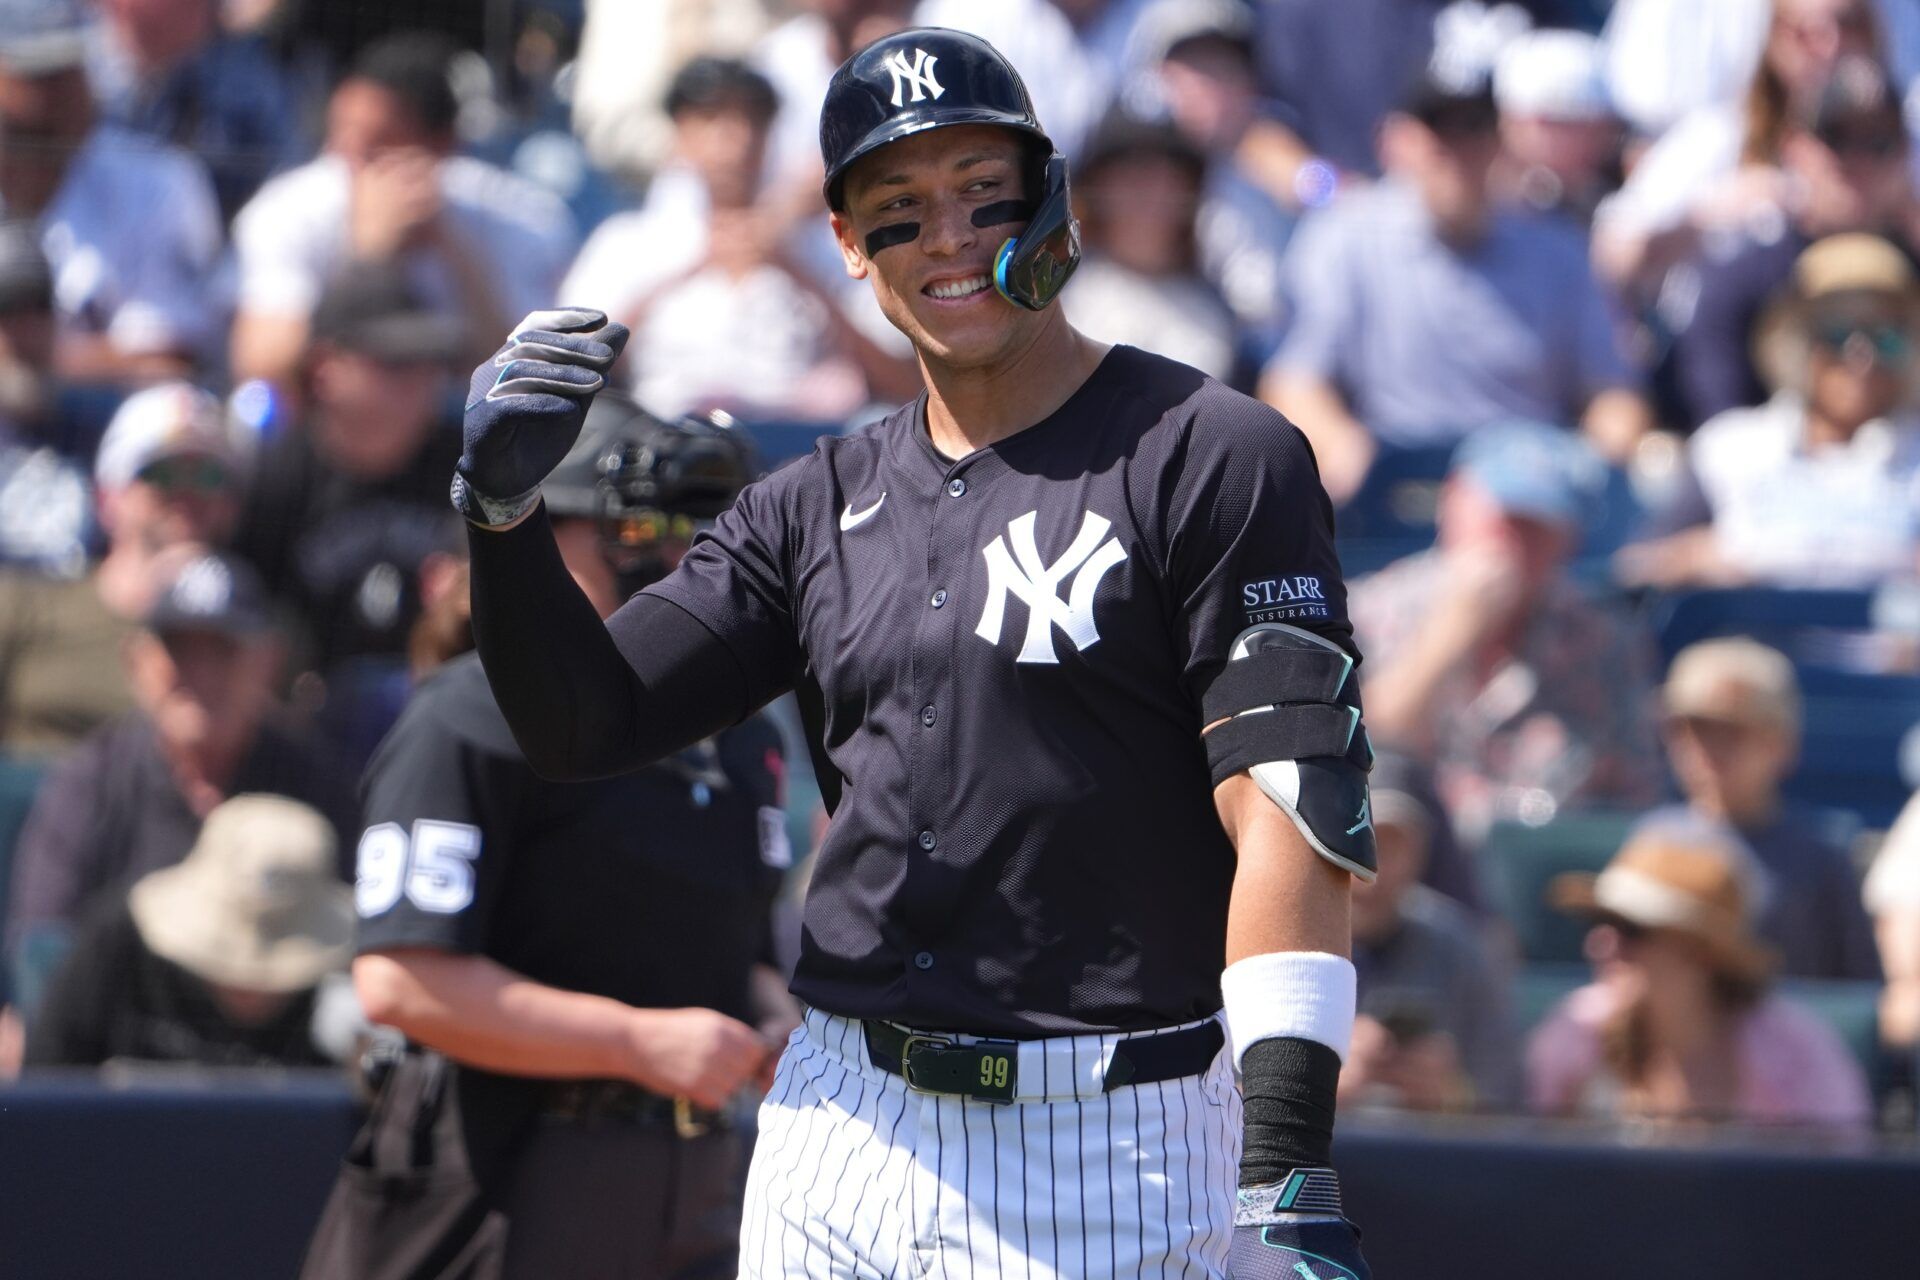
[634,346,1353,1036]
[354,653,788,1021]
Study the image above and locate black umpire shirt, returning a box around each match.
[353,652,787,1061]
[635,346,1353,1037]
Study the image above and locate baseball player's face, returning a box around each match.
[831,126,1042,370]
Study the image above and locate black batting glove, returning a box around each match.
[451,309,630,528]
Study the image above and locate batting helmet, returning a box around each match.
[818,27,1080,312]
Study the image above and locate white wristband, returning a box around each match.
[1220,951,1357,1068]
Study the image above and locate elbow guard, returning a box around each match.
[1202,623,1377,880]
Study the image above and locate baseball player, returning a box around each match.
[302,394,799,1280]
[451,28,1374,1280]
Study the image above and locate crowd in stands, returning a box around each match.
[2,0,1920,1142]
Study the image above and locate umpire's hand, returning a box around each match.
[622,1007,775,1112]
[451,309,630,528]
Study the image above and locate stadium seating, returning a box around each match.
[0,756,46,1003]
[1480,813,1635,965]
[1645,587,1881,667]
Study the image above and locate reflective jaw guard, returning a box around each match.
[1202,624,1378,880]
[992,151,1079,311]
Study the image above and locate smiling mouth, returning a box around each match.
[924,274,992,300]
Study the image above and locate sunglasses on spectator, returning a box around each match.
[1822,129,1906,159]
[138,457,233,494]
[1811,320,1913,364]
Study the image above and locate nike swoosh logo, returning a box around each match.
[839,492,886,532]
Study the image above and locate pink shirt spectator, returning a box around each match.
[1526,981,1872,1130]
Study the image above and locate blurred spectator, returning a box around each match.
[1864,790,1920,1055]
[230,32,576,390]
[1141,0,1295,357]
[0,0,224,381]
[1600,0,1771,140]
[1064,117,1236,382]
[1528,828,1872,1130]
[84,0,299,220]
[1263,67,1650,504]
[25,793,351,1069]
[1644,638,1881,980]
[0,381,251,760]
[0,218,91,579]
[565,57,911,418]
[1595,0,1885,291]
[4,549,355,1008]
[751,0,909,202]
[1352,423,1663,848]
[569,0,772,179]
[232,264,465,679]
[1666,56,1919,428]
[1494,28,1623,226]
[1246,0,1454,186]
[1620,234,1920,589]
[1342,759,1520,1112]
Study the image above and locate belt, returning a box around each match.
[542,1080,728,1137]
[863,1019,1225,1104]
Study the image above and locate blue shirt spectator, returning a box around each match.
[1274,181,1632,447]
[85,1,299,222]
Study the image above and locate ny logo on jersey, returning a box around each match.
[976,509,1126,664]
[885,48,945,107]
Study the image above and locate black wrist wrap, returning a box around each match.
[1238,1035,1340,1187]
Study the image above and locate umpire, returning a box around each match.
[301,393,798,1280]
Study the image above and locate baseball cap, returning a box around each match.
[1662,637,1802,734]
[128,794,351,993]
[309,263,465,363]
[0,219,51,315]
[143,550,274,638]
[1493,29,1610,122]
[1137,0,1255,65]
[0,0,87,75]
[1450,421,1605,526]
[94,382,252,493]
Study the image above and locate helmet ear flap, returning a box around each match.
[991,151,1080,311]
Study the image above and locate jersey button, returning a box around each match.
[930,589,948,608]
[946,477,967,498]
[914,951,935,971]
[917,829,937,851]
[920,704,937,727]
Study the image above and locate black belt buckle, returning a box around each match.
[900,1034,1018,1104]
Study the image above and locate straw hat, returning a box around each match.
[1752,233,1920,395]
[128,794,352,993]
[1549,832,1776,984]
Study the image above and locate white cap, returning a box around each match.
[1494,29,1611,122]
[94,382,252,493]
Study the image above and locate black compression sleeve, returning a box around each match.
[467,505,749,780]
[1239,1036,1341,1185]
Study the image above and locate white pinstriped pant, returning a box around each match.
[738,1008,1241,1279]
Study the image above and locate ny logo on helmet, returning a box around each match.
[885,48,946,108]
[976,510,1126,664]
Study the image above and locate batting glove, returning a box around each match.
[1228,1171,1371,1280]
[451,309,630,528]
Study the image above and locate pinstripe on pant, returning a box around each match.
[739,1008,1241,1279]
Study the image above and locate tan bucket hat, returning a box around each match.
[1753,232,1920,395]
[1550,832,1776,984]
[128,794,352,993]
